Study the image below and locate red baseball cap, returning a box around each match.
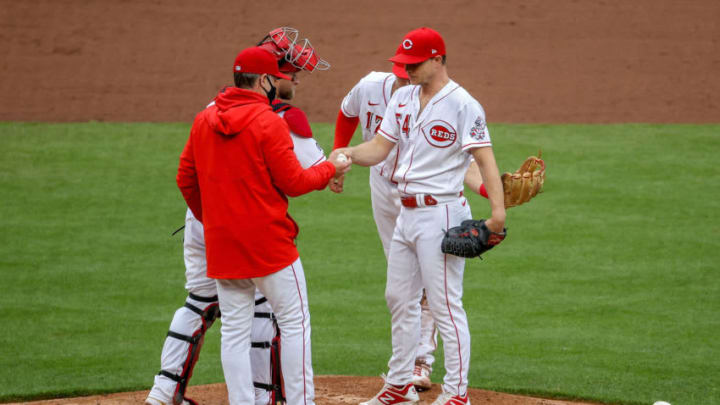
[233,46,291,80]
[392,62,409,80]
[389,27,446,65]
[391,44,410,79]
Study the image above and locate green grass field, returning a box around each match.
[0,122,718,404]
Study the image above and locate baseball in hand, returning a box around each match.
[337,153,348,163]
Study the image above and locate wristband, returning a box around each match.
[478,184,488,199]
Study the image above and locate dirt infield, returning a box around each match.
[1,0,718,124]
[10,376,600,405]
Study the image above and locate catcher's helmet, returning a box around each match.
[257,27,330,73]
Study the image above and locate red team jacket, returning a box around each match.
[177,87,335,279]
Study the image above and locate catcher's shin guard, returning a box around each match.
[252,297,285,404]
[158,293,220,405]
[269,327,285,404]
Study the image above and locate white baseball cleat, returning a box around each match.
[359,382,420,405]
[431,391,470,405]
[411,361,432,391]
[144,397,167,405]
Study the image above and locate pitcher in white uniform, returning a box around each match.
[333,60,440,391]
[336,27,506,405]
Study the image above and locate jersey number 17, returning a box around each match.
[365,112,384,135]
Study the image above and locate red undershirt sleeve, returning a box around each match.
[333,110,360,150]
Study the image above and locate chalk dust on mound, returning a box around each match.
[9,375,601,405]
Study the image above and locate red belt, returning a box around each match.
[401,195,437,207]
[400,191,463,208]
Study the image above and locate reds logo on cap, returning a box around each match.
[389,27,446,65]
[422,120,457,148]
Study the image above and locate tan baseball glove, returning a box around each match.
[502,152,545,208]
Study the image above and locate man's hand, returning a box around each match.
[329,149,352,177]
[484,215,506,235]
[329,174,345,193]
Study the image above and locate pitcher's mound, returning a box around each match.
[11,375,599,405]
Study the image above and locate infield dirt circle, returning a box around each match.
[1,0,717,404]
[9,376,599,405]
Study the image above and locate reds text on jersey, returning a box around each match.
[377,79,491,196]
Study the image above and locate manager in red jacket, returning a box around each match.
[177,46,351,405]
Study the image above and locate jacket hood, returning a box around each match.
[207,87,271,136]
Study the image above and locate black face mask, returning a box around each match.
[262,75,277,103]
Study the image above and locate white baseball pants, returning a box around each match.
[149,210,275,405]
[217,257,314,405]
[384,197,472,396]
[370,169,438,367]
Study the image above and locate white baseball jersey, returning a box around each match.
[377,79,491,196]
[340,71,400,180]
[276,109,327,168]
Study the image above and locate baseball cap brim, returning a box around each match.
[272,72,292,80]
[389,53,430,65]
[392,63,409,80]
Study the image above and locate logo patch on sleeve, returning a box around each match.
[422,120,457,148]
[470,116,486,140]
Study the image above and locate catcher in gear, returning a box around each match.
[447,153,545,258]
[146,27,330,405]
